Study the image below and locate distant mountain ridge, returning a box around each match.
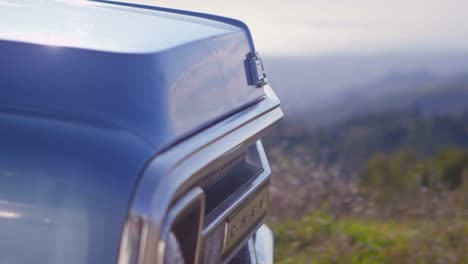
[264,52,468,125]
[311,71,468,125]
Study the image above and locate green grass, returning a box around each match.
[272,210,468,264]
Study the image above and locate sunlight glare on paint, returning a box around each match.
[0,210,22,219]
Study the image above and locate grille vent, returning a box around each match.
[198,145,264,215]
[199,152,247,190]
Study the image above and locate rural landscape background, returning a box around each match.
[263,53,468,263]
[152,0,468,262]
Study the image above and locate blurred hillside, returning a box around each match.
[265,112,468,216]
[263,58,468,263]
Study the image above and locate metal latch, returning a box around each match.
[247,52,268,88]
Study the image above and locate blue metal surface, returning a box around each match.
[0,0,267,263]
[89,0,257,51]
[0,0,241,53]
[0,111,153,263]
[0,0,265,149]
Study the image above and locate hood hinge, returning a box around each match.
[247,52,268,88]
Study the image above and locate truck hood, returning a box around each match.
[0,1,268,263]
[0,0,266,151]
[0,0,241,53]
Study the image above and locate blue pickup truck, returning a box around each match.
[0,1,283,263]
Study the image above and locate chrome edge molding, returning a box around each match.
[118,84,283,264]
[158,187,205,264]
[254,225,274,264]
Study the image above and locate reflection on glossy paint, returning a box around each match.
[3,32,77,48]
[0,210,21,219]
[0,200,30,222]
[169,31,264,133]
[0,1,22,7]
[0,199,88,263]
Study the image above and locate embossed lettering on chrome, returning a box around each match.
[223,183,269,255]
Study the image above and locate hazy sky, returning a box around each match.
[124,0,468,56]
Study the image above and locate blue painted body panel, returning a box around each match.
[0,0,241,53]
[0,112,153,263]
[0,0,265,263]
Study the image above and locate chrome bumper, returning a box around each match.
[231,224,274,264]
[252,225,274,264]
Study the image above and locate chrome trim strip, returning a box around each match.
[119,85,282,264]
[158,187,205,264]
[254,225,274,264]
[248,238,258,263]
[156,97,266,155]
